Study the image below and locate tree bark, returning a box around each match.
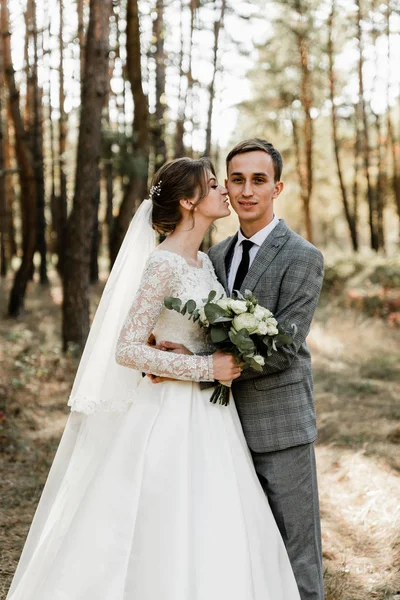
[298,30,313,243]
[62,0,112,350]
[0,86,7,277]
[205,0,226,158]
[386,0,400,236]
[2,0,38,315]
[327,0,358,251]
[28,0,48,283]
[55,0,68,276]
[77,0,86,83]
[355,0,379,251]
[4,104,16,258]
[175,0,186,158]
[109,0,149,266]
[152,0,167,172]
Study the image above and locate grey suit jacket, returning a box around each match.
[208,219,324,453]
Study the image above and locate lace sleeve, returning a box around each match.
[115,253,214,381]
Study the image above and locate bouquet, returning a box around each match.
[164,289,296,406]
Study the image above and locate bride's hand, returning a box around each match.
[212,350,242,381]
[158,341,193,355]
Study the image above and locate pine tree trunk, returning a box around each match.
[205,0,226,158]
[386,0,400,238]
[57,0,68,276]
[0,90,7,277]
[152,0,166,172]
[62,0,113,350]
[2,0,38,316]
[77,0,86,83]
[175,0,186,158]
[374,112,385,251]
[328,0,358,251]
[298,31,313,243]
[185,0,197,158]
[110,0,149,266]
[4,106,16,258]
[356,0,379,251]
[30,0,48,283]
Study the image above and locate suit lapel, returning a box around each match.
[213,234,237,293]
[240,220,289,292]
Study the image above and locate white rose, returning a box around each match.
[216,297,230,311]
[199,306,209,326]
[256,321,269,336]
[229,300,248,315]
[253,305,273,320]
[266,322,279,336]
[266,316,278,327]
[253,354,265,366]
[232,313,259,334]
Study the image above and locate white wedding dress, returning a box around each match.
[6,250,300,600]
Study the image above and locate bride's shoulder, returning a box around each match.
[145,249,186,274]
[198,251,216,273]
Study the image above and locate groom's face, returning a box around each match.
[225,151,283,235]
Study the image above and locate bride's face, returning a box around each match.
[195,170,230,220]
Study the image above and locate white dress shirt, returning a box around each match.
[227,215,280,295]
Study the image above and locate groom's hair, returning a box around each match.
[226,139,283,182]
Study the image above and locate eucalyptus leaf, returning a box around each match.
[204,303,227,324]
[186,299,196,314]
[164,297,174,310]
[171,298,182,312]
[212,316,233,324]
[210,327,229,343]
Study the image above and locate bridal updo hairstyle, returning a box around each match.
[151,157,216,234]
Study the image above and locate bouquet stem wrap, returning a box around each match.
[210,380,232,406]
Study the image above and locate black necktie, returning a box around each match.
[233,240,254,292]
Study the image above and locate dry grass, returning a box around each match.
[310,304,400,599]
[1,272,400,599]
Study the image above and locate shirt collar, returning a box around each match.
[236,215,280,248]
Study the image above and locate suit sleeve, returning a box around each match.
[238,247,324,380]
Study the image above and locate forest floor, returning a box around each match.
[0,271,399,600]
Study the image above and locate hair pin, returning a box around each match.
[149,181,162,202]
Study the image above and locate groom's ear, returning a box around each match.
[273,181,284,198]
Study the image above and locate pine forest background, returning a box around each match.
[0,1,400,599]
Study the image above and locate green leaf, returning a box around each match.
[164,297,174,310]
[171,298,182,312]
[207,290,217,303]
[186,299,196,314]
[233,328,256,351]
[274,332,293,346]
[212,316,233,324]
[248,357,264,372]
[181,303,187,316]
[232,290,245,300]
[210,327,229,343]
[204,303,227,324]
[164,296,183,312]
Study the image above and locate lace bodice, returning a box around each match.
[115,250,225,382]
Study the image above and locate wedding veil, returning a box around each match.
[68,199,156,414]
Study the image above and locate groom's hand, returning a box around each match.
[157,341,193,355]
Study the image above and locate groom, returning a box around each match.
[156,139,325,600]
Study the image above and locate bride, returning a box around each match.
[6,157,300,600]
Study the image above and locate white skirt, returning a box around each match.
[7,378,300,600]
